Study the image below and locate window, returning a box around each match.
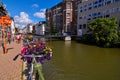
[98,16,103,18]
[112,8,115,13]
[80,10,82,12]
[84,5,87,10]
[88,7,92,10]
[113,7,120,13]
[83,15,87,18]
[88,3,92,6]
[87,18,91,20]
[88,14,92,17]
[59,9,62,13]
[66,18,70,23]
[67,13,70,17]
[59,16,62,22]
[92,13,97,17]
[67,23,70,31]
[67,10,71,13]
[116,7,119,12]
[98,12,101,15]
[79,16,82,19]
[83,24,86,29]
[106,1,111,5]
[114,0,120,2]
[99,0,103,3]
[93,17,96,19]
[93,5,97,8]
[79,25,82,29]
[106,9,110,14]
[84,8,87,11]
[106,14,110,18]
[66,2,71,9]
[94,1,98,4]
[84,5,87,7]
[98,4,101,7]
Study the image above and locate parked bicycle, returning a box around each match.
[13,36,52,80]
[13,54,45,80]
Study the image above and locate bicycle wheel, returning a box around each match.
[34,68,45,80]
[28,63,33,80]
[35,71,39,80]
[34,62,45,80]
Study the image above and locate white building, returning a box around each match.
[11,20,15,35]
[77,0,120,36]
[35,21,46,35]
[22,23,33,33]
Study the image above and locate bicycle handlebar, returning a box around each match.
[13,54,44,61]
[23,54,44,57]
[13,54,20,61]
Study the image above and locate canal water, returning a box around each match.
[43,40,120,80]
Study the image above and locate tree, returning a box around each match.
[51,22,57,35]
[88,18,119,47]
[15,27,19,33]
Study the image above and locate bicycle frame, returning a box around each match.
[13,54,44,80]
[29,58,34,80]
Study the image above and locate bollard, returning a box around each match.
[1,43,5,54]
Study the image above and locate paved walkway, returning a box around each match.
[0,41,23,80]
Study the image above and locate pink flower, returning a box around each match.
[21,46,28,54]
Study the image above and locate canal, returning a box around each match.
[43,40,120,80]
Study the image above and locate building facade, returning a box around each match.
[63,0,73,34]
[46,9,53,34]
[46,0,79,35]
[22,23,33,33]
[46,2,63,35]
[35,21,46,35]
[0,1,9,39]
[10,19,15,36]
[77,0,120,35]
[71,0,82,35]
[0,2,8,16]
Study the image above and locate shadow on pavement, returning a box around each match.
[7,47,14,53]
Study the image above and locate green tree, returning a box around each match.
[88,18,119,47]
[15,27,19,33]
[51,22,57,35]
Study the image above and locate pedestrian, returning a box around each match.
[16,34,21,44]
[7,33,11,44]
[12,35,15,42]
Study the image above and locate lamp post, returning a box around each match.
[0,16,12,54]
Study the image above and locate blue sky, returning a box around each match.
[2,0,62,28]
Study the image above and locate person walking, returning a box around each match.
[7,33,11,44]
[16,34,20,44]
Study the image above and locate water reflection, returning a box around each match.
[43,41,120,80]
[65,41,71,47]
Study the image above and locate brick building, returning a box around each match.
[46,2,63,35]
[46,0,79,35]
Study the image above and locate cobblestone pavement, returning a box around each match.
[0,41,23,80]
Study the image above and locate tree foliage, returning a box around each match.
[15,27,19,33]
[88,18,119,47]
[51,22,57,34]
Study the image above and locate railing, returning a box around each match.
[34,34,77,38]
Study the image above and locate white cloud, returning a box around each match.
[14,12,32,27]
[40,9,46,12]
[34,8,46,18]
[32,4,39,8]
